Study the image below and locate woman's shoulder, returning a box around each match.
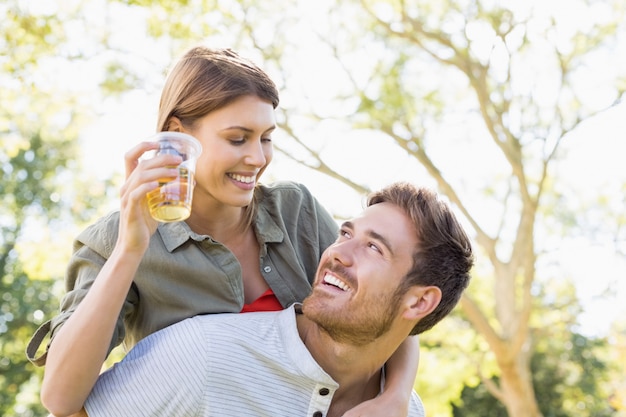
[256,181,324,216]
[74,210,121,257]
[256,181,315,202]
[255,181,336,229]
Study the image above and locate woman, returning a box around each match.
[34,46,419,416]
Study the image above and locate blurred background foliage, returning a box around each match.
[1,0,625,416]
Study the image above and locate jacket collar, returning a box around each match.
[157,202,285,253]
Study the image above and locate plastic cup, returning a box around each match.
[145,132,202,222]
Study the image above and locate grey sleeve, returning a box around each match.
[26,211,136,366]
[54,240,137,351]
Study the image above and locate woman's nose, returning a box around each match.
[245,140,267,167]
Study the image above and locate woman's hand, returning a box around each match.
[117,141,181,252]
[341,392,409,417]
[343,336,419,416]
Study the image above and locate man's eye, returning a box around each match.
[368,243,382,253]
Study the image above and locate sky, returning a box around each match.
[547,103,626,337]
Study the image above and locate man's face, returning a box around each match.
[302,202,418,345]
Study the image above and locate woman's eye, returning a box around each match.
[229,138,246,145]
[261,137,272,143]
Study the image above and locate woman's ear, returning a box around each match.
[402,286,442,321]
[166,116,184,132]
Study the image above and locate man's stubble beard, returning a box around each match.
[302,284,405,346]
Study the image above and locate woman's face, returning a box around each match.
[183,95,276,209]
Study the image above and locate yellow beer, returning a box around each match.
[147,166,194,222]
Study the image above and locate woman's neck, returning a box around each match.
[185,204,248,242]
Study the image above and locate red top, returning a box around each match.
[240,288,283,313]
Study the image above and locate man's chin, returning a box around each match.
[302,293,333,316]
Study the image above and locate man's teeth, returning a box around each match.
[323,274,349,291]
[229,174,255,184]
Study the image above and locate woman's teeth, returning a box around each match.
[229,174,255,184]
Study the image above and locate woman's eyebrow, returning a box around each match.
[220,124,276,134]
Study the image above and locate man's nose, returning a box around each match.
[327,240,354,266]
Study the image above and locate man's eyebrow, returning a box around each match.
[341,220,395,255]
[369,230,395,256]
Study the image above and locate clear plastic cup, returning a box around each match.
[145,132,202,222]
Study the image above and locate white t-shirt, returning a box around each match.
[85,305,425,417]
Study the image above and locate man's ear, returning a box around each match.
[166,116,184,132]
[402,286,442,321]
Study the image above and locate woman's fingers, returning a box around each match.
[124,141,159,179]
[119,165,181,230]
[117,142,183,249]
[122,142,182,199]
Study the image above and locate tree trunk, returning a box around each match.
[499,349,543,417]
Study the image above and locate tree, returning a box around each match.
[453,285,617,417]
[244,1,626,416]
[1,2,115,415]
[8,0,626,415]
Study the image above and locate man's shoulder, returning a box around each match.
[133,312,281,362]
[189,308,289,336]
[408,391,426,417]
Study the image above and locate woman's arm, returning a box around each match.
[343,336,420,417]
[41,243,147,416]
[40,142,178,417]
[63,408,88,417]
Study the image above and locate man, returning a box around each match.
[47,182,474,417]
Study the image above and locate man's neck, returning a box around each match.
[325,370,383,417]
[295,314,391,415]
